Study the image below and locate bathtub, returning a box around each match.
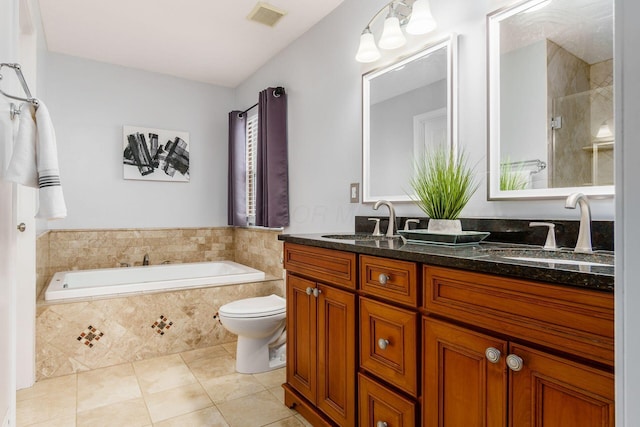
[44,260,266,301]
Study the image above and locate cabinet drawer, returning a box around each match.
[360,297,419,396]
[359,373,416,427]
[424,266,615,366]
[284,243,357,289]
[360,255,418,307]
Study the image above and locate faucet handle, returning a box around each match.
[404,219,420,231]
[529,222,557,250]
[368,218,383,236]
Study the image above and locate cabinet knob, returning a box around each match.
[378,273,390,285]
[506,354,524,371]
[377,422,388,427]
[377,338,390,350]
[305,287,313,296]
[17,222,26,232]
[485,347,502,364]
[313,288,322,298]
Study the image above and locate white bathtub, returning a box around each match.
[44,261,266,301]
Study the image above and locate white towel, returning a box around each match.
[5,102,37,186]
[0,101,19,173]
[5,100,67,220]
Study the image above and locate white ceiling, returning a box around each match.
[38,0,345,88]
[500,0,613,64]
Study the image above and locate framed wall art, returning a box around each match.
[123,125,190,182]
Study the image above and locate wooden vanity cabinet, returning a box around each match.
[283,243,357,427]
[282,242,614,427]
[423,266,615,427]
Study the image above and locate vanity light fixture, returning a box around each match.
[355,0,437,63]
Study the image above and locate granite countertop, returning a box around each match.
[278,233,614,292]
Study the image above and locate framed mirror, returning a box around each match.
[487,0,614,200]
[362,35,457,202]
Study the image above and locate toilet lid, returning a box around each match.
[219,294,286,318]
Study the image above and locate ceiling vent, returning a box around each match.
[247,2,287,27]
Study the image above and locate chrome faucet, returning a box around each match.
[143,253,150,266]
[373,200,396,238]
[565,192,593,253]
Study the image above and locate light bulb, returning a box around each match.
[355,28,381,63]
[406,0,437,35]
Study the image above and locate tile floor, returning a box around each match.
[17,342,311,427]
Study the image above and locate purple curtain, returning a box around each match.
[256,87,289,227]
[228,111,247,226]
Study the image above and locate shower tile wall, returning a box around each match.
[547,40,591,188]
[590,59,614,185]
[34,227,285,380]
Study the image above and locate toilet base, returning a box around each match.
[235,336,286,374]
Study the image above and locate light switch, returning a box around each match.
[350,183,359,203]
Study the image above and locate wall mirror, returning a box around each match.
[488,0,614,200]
[363,35,457,202]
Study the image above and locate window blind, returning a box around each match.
[245,113,259,225]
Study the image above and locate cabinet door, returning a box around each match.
[317,283,357,426]
[424,317,507,427]
[509,343,614,427]
[287,273,318,403]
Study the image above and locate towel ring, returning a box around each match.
[0,63,39,117]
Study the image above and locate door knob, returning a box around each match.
[17,223,26,232]
[377,338,390,350]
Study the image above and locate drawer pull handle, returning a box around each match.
[305,287,313,296]
[485,347,501,364]
[506,354,524,371]
[313,288,322,298]
[378,273,390,285]
[377,338,390,350]
[377,422,388,427]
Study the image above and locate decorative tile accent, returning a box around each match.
[152,315,173,335]
[77,325,104,348]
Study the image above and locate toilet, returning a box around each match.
[218,294,287,374]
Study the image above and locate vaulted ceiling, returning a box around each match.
[38,0,345,87]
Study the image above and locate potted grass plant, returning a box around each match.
[409,147,479,234]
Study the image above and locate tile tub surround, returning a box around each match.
[34,227,285,380]
[36,227,285,299]
[234,227,285,279]
[36,279,283,381]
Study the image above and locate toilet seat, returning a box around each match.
[219,294,286,318]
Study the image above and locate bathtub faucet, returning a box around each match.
[143,253,150,266]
